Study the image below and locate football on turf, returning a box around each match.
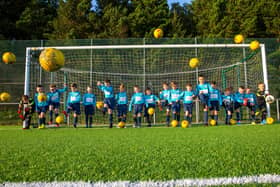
[171,120,178,127]
[210,119,216,126]
[2,52,16,64]
[39,48,65,72]
[230,119,236,125]
[181,120,189,128]
[55,116,64,124]
[118,121,125,128]
[266,117,274,125]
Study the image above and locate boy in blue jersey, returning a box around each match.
[159,82,171,126]
[47,83,67,126]
[196,75,211,126]
[209,81,222,124]
[180,84,195,124]
[144,87,160,127]
[245,87,257,124]
[129,85,145,128]
[97,80,115,128]
[234,86,246,124]
[115,84,128,123]
[34,85,48,128]
[83,86,96,128]
[169,81,181,122]
[222,88,234,125]
[67,83,81,128]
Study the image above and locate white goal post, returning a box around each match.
[24,43,271,123]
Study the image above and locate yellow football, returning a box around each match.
[37,93,47,102]
[2,52,16,64]
[266,117,274,125]
[189,58,199,68]
[118,121,125,128]
[153,28,164,39]
[39,48,65,72]
[96,101,104,109]
[148,108,155,115]
[250,40,260,51]
[181,120,189,128]
[230,119,236,125]
[55,116,64,124]
[0,92,11,102]
[171,120,178,127]
[210,119,216,126]
[234,34,244,44]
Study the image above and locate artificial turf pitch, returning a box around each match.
[0,124,279,184]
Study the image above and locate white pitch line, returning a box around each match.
[3,174,280,187]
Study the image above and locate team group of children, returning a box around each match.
[18,75,268,129]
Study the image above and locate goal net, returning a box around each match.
[25,43,269,125]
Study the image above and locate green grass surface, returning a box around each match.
[0,124,279,183]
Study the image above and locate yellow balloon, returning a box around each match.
[2,52,16,64]
[0,92,11,102]
[148,108,155,115]
[189,58,199,68]
[234,34,244,44]
[266,117,274,125]
[118,121,125,128]
[250,40,260,51]
[181,120,189,128]
[153,28,163,39]
[37,93,47,102]
[55,116,64,124]
[39,48,65,72]
[96,101,104,109]
[171,120,178,127]
[210,119,216,126]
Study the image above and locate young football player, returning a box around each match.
[245,87,258,124]
[196,75,211,126]
[18,95,35,129]
[34,85,48,128]
[180,84,195,124]
[144,87,161,127]
[47,83,67,126]
[115,83,128,123]
[234,86,246,124]
[222,88,234,125]
[97,80,115,128]
[83,86,96,128]
[169,81,181,122]
[159,82,171,126]
[209,81,222,124]
[67,83,81,128]
[129,85,145,128]
[256,83,268,124]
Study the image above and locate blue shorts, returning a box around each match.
[234,102,243,110]
[199,94,209,107]
[171,102,181,113]
[117,104,128,117]
[104,97,115,110]
[161,100,171,110]
[183,103,193,114]
[247,103,256,112]
[67,103,81,115]
[223,103,233,113]
[49,102,60,109]
[37,106,48,114]
[133,104,144,115]
[84,105,95,115]
[209,101,220,111]
[144,104,156,117]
